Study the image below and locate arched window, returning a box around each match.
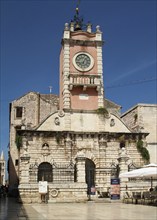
[38,162,52,182]
[120,141,125,148]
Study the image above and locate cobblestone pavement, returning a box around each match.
[0,197,157,220]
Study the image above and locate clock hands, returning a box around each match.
[76,56,85,65]
[75,53,91,70]
[82,56,86,65]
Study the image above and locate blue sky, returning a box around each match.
[0,0,156,168]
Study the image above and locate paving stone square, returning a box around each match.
[0,197,157,220]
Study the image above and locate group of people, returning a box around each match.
[0,184,9,197]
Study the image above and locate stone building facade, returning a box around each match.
[8,93,58,189]
[121,104,157,163]
[0,151,5,185]
[8,9,150,203]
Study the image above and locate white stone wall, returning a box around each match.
[121,104,157,163]
[0,152,5,185]
[17,127,146,203]
[37,111,131,133]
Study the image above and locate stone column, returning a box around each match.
[18,155,31,203]
[62,23,70,109]
[96,25,104,108]
[19,139,30,184]
[75,155,86,183]
[20,156,30,183]
[118,147,129,199]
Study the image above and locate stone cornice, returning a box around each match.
[71,31,96,37]
[16,129,149,139]
[62,39,104,46]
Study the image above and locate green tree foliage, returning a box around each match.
[96,107,109,116]
[137,140,150,162]
[15,134,22,150]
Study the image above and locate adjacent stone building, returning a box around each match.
[0,151,5,185]
[121,104,157,163]
[8,8,151,203]
[8,93,58,189]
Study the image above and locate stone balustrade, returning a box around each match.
[69,73,101,90]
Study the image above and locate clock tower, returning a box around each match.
[59,7,104,111]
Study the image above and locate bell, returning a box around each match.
[75,23,81,31]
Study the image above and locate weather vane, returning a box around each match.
[73,0,84,31]
[76,0,80,13]
[75,0,80,17]
[76,0,80,8]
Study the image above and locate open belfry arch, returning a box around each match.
[8,4,149,203]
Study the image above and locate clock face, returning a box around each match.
[75,54,91,69]
[73,52,94,72]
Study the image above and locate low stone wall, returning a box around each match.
[18,183,88,203]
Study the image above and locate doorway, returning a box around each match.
[38,162,52,182]
[85,158,95,195]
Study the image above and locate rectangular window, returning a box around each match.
[16,107,22,118]
[15,159,19,166]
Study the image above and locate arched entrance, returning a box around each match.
[38,162,52,182]
[85,158,95,195]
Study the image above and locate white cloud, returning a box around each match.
[111,59,156,84]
